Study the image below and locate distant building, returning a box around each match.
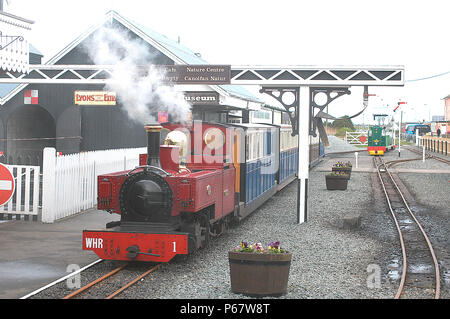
[444,94,450,122]
[438,94,450,134]
[432,115,445,122]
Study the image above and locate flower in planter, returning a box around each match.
[327,171,348,177]
[235,241,287,253]
[333,161,352,168]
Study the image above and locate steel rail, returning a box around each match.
[63,262,160,299]
[405,146,450,165]
[63,263,127,299]
[374,156,440,299]
[105,264,160,299]
[374,157,407,299]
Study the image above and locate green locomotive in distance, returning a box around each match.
[367,125,395,156]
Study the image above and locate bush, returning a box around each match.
[336,127,353,137]
[330,116,355,130]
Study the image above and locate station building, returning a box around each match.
[0,10,285,166]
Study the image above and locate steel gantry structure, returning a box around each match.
[0,64,404,224]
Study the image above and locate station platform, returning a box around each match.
[0,210,119,299]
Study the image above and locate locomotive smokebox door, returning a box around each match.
[118,170,174,223]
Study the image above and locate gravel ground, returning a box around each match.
[30,136,449,300]
[116,171,396,299]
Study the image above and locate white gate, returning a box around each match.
[42,147,145,223]
[345,131,368,145]
[0,165,41,221]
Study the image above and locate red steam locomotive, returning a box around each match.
[83,121,303,263]
[83,122,239,262]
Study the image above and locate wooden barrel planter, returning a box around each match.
[228,251,292,296]
[332,166,352,178]
[325,174,349,190]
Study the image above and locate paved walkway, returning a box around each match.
[0,209,118,298]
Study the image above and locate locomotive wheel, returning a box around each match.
[180,209,212,253]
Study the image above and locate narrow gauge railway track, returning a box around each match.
[374,156,440,299]
[405,146,450,165]
[63,263,160,299]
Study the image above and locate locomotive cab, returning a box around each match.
[367,125,386,155]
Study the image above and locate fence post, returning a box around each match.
[42,147,56,223]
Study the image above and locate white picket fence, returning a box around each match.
[345,131,368,145]
[0,165,40,220]
[42,147,146,223]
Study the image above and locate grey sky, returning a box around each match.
[6,0,450,124]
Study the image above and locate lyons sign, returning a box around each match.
[74,91,116,105]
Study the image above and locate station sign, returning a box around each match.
[184,92,220,105]
[74,91,116,105]
[158,65,231,85]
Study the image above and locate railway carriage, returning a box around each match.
[83,120,318,263]
[232,123,277,219]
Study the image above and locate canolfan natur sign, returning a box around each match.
[158,65,230,85]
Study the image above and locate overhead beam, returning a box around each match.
[230,65,404,86]
[0,64,404,86]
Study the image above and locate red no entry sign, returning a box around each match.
[0,163,15,206]
[359,135,367,143]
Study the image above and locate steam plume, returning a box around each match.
[83,25,191,124]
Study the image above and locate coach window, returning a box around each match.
[253,133,258,160]
[247,133,252,160]
[256,131,262,158]
[260,131,264,157]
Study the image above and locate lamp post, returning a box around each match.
[394,101,407,157]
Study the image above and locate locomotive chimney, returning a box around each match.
[144,124,162,168]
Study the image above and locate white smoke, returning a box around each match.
[83,25,191,124]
